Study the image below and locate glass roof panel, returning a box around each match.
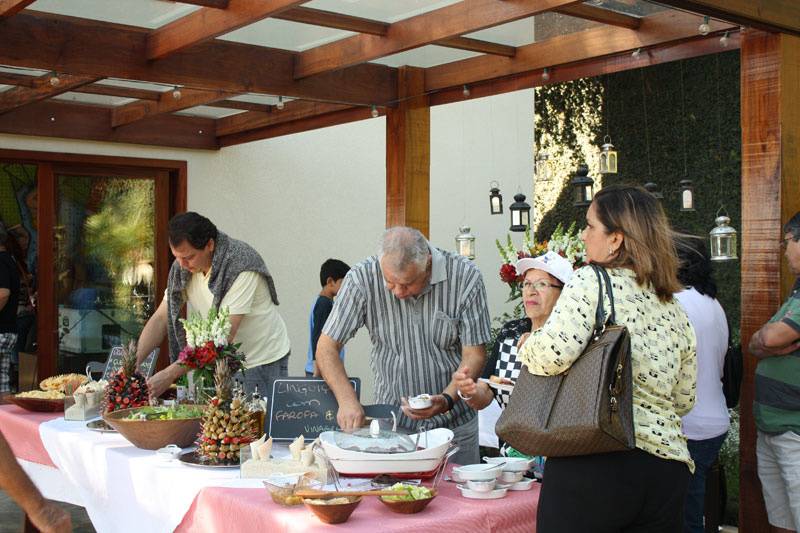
[94,79,172,93]
[51,92,137,106]
[371,45,480,69]
[465,17,535,47]
[218,19,354,51]
[227,94,293,106]
[27,0,199,29]
[174,106,246,119]
[585,0,666,17]
[304,0,462,23]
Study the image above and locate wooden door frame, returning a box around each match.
[0,149,187,379]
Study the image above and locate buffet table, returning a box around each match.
[0,405,540,532]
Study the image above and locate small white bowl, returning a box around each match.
[452,463,503,481]
[155,444,182,461]
[467,479,496,492]
[500,470,524,483]
[483,456,532,472]
[408,394,433,410]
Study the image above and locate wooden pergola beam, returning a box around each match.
[425,9,734,91]
[146,0,306,60]
[555,4,641,30]
[274,6,388,36]
[293,0,582,79]
[0,11,397,106]
[0,99,218,149]
[0,0,34,18]
[112,86,235,127]
[655,0,800,36]
[216,100,349,136]
[0,72,99,114]
[0,71,36,86]
[436,36,516,57]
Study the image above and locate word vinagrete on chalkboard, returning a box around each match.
[268,377,360,440]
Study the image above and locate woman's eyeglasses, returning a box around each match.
[522,280,563,292]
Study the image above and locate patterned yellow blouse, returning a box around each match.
[516,266,697,471]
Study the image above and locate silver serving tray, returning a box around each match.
[86,419,116,433]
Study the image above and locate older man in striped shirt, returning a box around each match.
[317,226,492,465]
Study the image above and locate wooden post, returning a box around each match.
[36,163,56,380]
[739,29,800,533]
[386,66,430,237]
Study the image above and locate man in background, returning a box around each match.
[306,259,350,377]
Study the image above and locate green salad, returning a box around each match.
[124,405,203,421]
[382,483,433,501]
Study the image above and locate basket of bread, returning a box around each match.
[11,373,89,412]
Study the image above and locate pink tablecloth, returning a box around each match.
[0,404,60,466]
[177,466,540,533]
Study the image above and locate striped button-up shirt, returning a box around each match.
[322,245,492,431]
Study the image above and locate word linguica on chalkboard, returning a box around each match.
[268,377,360,440]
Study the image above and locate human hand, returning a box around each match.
[28,500,71,533]
[146,368,175,400]
[453,366,477,399]
[401,395,448,420]
[336,398,365,430]
[517,332,531,350]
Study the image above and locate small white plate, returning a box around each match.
[457,484,508,500]
[452,463,502,481]
[508,477,535,491]
[483,456,532,472]
[479,378,514,393]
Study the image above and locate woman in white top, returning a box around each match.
[674,237,730,533]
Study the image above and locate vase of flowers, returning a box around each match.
[178,307,245,402]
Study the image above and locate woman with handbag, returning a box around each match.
[453,251,574,458]
[516,185,697,533]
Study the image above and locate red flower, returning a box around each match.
[499,263,521,284]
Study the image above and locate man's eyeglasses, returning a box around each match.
[522,280,563,292]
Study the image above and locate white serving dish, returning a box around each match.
[478,378,514,394]
[483,456,532,472]
[408,394,433,410]
[318,427,453,475]
[466,479,496,492]
[452,463,503,481]
[457,485,508,500]
[507,477,535,491]
[500,470,524,483]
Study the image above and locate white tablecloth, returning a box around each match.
[38,418,264,533]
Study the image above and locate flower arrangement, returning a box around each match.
[178,307,245,393]
[496,222,586,301]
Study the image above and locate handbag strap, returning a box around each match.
[589,264,617,335]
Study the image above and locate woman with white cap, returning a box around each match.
[453,251,574,455]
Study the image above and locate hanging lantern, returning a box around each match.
[643,182,664,200]
[509,193,531,232]
[599,136,618,174]
[488,181,503,215]
[709,214,738,261]
[679,180,695,211]
[455,226,476,259]
[570,164,594,207]
[535,151,551,181]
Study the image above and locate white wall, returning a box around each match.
[0,89,533,403]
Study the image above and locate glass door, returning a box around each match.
[53,169,165,374]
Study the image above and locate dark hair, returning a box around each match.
[675,236,717,299]
[592,184,682,302]
[168,212,217,249]
[784,211,800,241]
[320,259,350,287]
[0,222,7,246]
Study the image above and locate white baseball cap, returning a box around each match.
[515,251,574,285]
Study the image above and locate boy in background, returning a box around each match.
[306,259,350,377]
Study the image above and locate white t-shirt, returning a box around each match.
[184,270,291,369]
[675,288,730,440]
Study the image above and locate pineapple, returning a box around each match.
[103,341,149,413]
[198,359,257,462]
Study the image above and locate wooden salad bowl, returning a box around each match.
[103,405,204,450]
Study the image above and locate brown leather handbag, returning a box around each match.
[495,265,634,457]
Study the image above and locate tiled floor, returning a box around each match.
[0,490,94,533]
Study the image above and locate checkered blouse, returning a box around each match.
[483,318,531,409]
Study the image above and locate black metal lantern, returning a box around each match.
[679,180,695,211]
[643,182,664,200]
[488,181,503,215]
[509,193,531,232]
[570,164,594,207]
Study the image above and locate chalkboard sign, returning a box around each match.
[268,377,360,441]
[102,347,158,381]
